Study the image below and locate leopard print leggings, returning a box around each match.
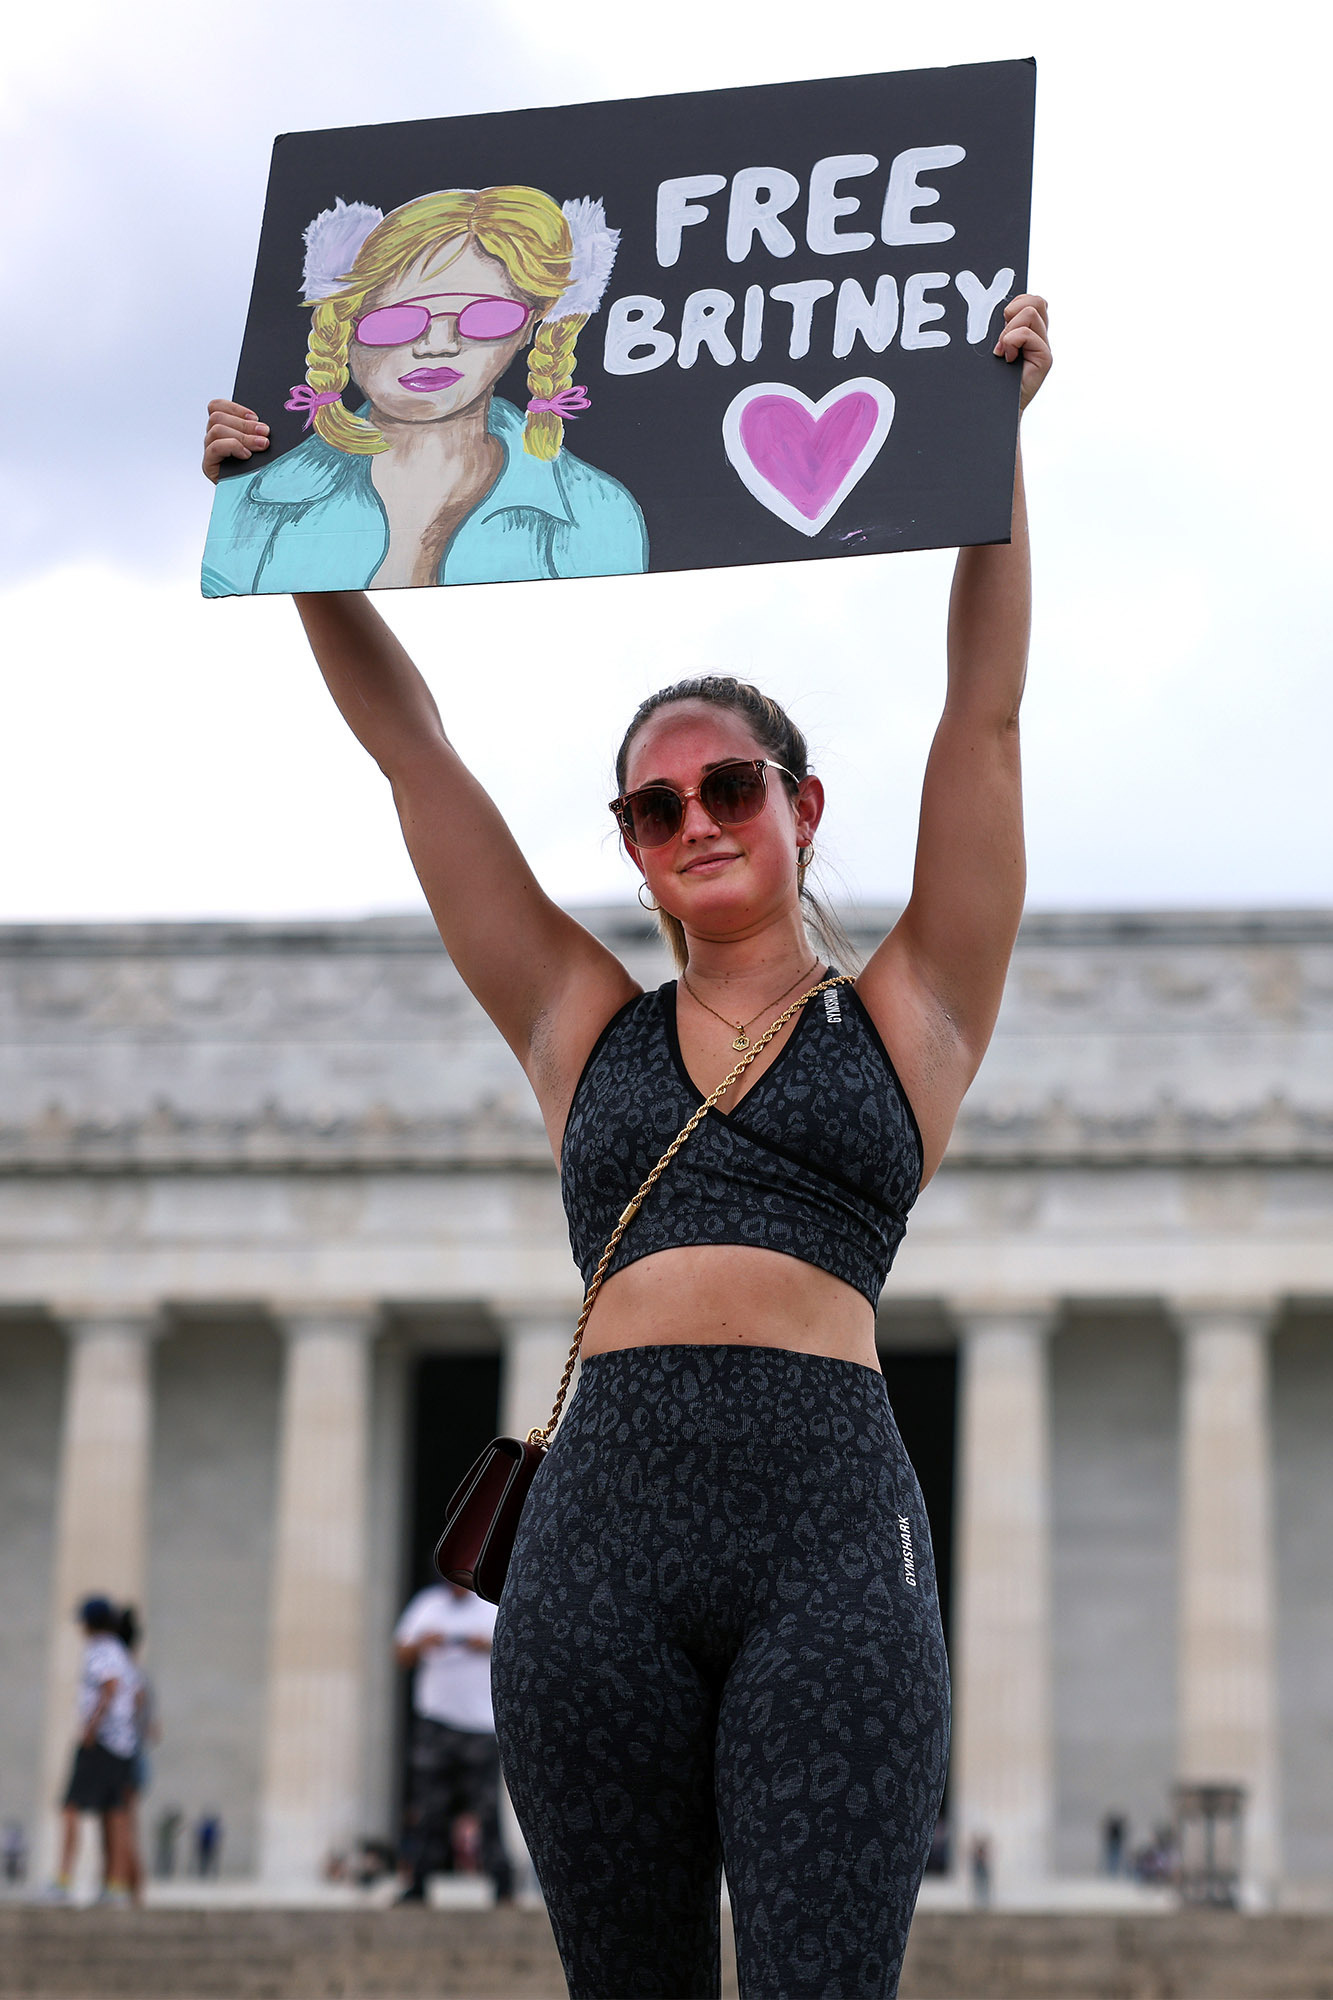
[491,1345,950,1999]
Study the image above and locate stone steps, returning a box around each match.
[903,1911,1333,1997]
[0,1908,573,1999]
[1,1907,1331,1998]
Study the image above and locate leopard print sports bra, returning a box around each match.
[559,974,924,1308]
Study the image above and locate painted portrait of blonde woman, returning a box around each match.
[203,186,648,594]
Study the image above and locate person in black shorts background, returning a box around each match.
[44,1597,137,1904]
[393,1579,514,1905]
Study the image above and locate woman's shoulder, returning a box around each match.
[560,983,673,1170]
[555,442,642,517]
[551,443,649,572]
[201,435,376,596]
[244,433,361,506]
[203,460,265,528]
[584,982,669,1060]
[567,984,670,1096]
[205,436,351,527]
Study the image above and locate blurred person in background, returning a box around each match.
[393,1579,514,1906]
[42,1597,135,1904]
[969,1834,993,1908]
[2,1820,27,1885]
[1102,1810,1127,1877]
[194,1810,222,1878]
[153,1806,183,1879]
[110,1607,157,1905]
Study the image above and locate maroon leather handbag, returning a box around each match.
[435,1435,547,1604]
[433,977,850,1604]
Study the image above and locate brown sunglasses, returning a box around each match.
[609,758,800,848]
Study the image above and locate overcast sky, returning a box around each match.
[1,1,1327,923]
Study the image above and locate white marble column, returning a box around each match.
[257,1308,376,1884]
[1174,1300,1282,1899]
[497,1305,579,1443]
[950,1302,1056,1898]
[37,1312,158,1880]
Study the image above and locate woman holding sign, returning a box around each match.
[204,289,1051,2000]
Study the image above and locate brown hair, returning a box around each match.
[614,675,859,973]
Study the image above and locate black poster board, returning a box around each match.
[205,60,1034,597]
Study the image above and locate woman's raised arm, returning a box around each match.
[293,591,637,1075]
[202,403,637,1129]
[858,295,1052,1181]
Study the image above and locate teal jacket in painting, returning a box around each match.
[201,396,648,596]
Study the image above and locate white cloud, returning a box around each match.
[0,0,1327,920]
[2,517,1327,922]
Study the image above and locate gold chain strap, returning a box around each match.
[528,974,852,1448]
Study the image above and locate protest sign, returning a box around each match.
[204,60,1035,597]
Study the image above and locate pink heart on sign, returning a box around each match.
[739,392,879,521]
[722,378,896,537]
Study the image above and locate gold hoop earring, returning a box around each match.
[798,844,816,869]
[637,882,658,912]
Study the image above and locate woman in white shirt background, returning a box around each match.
[393,1580,515,1905]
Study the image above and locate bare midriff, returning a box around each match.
[578,1244,882,1373]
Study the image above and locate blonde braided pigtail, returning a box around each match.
[307,301,390,455]
[524,313,587,460]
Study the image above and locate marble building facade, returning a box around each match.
[0,907,1329,1902]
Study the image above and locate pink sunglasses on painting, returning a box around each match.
[353,291,535,347]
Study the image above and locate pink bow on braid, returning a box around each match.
[525,385,591,418]
[285,385,343,428]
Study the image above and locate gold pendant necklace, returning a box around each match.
[682,959,820,1051]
